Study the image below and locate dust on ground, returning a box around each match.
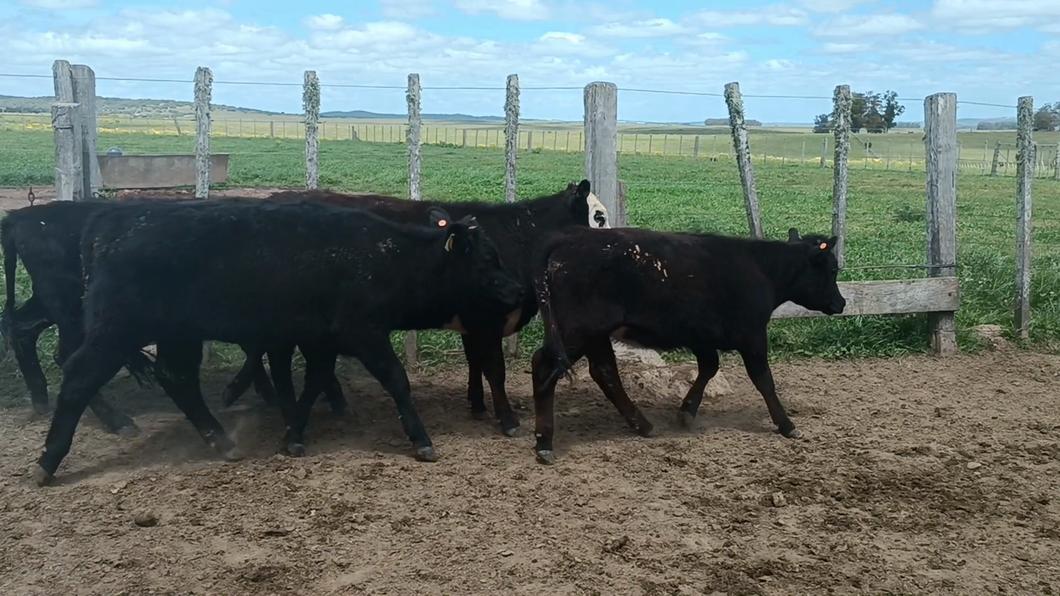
[1,347,1058,596]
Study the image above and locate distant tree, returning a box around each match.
[1033,103,1059,132]
[813,113,833,133]
[977,121,1017,131]
[704,117,762,127]
[849,90,905,133]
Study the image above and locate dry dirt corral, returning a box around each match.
[1,348,1059,596]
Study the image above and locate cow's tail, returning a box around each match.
[1,218,19,353]
[533,239,573,387]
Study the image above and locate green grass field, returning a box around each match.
[2,126,1060,388]
[4,112,1059,178]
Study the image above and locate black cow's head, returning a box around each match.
[428,207,524,311]
[564,179,609,229]
[785,228,846,316]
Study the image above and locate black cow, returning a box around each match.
[529,226,846,464]
[223,180,609,437]
[32,198,523,486]
[1,199,277,428]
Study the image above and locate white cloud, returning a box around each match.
[16,0,99,8]
[452,0,549,21]
[381,0,437,19]
[1,5,1058,124]
[811,14,925,38]
[303,14,345,31]
[931,0,1060,34]
[687,4,811,28]
[797,0,878,13]
[585,18,688,38]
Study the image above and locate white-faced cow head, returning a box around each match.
[566,179,610,229]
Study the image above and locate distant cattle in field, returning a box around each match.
[528,226,846,464]
[224,180,609,438]
[1,199,277,428]
[31,198,523,485]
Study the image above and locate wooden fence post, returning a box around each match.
[304,70,320,189]
[831,85,852,269]
[924,92,959,356]
[990,142,1002,177]
[1053,143,1060,181]
[405,73,422,365]
[70,64,100,198]
[1015,96,1034,340]
[584,82,621,226]
[820,138,828,167]
[51,103,83,202]
[723,82,762,238]
[194,66,212,199]
[51,60,83,202]
[504,74,520,356]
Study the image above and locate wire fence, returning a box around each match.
[4,111,1060,178]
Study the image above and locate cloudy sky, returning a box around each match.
[0,0,1057,124]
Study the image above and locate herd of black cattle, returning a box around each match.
[0,179,846,486]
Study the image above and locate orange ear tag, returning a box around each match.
[819,242,828,250]
[438,219,447,227]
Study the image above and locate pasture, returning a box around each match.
[1,124,1060,595]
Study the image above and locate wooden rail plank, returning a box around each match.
[771,277,960,319]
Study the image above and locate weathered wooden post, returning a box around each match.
[405,73,422,365]
[584,81,622,226]
[51,60,83,201]
[51,103,83,202]
[1015,96,1034,340]
[504,74,520,356]
[194,66,212,199]
[831,85,852,269]
[304,70,320,190]
[70,64,101,198]
[990,142,1002,176]
[723,82,762,238]
[924,92,959,355]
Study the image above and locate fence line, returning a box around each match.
[6,112,1056,178]
[23,60,1060,355]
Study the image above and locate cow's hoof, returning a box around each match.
[115,422,141,438]
[679,410,696,428]
[502,424,522,438]
[636,423,657,438]
[415,446,439,462]
[535,450,555,465]
[286,443,306,458]
[221,446,246,462]
[471,410,491,421]
[31,401,51,416]
[782,427,804,440]
[32,466,55,487]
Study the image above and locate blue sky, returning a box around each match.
[2,0,1059,123]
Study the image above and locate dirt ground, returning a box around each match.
[1,346,1059,596]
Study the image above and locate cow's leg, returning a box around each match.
[222,345,265,407]
[6,297,54,415]
[153,339,245,460]
[530,341,586,465]
[53,320,139,437]
[33,336,128,486]
[284,344,341,456]
[266,344,297,409]
[250,358,278,406]
[321,372,349,416]
[460,333,490,420]
[350,333,437,462]
[678,348,720,427]
[479,331,521,437]
[584,337,655,438]
[738,332,801,439]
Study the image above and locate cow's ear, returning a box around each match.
[576,179,591,200]
[442,220,474,254]
[428,206,452,228]
[787,228,801,242]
